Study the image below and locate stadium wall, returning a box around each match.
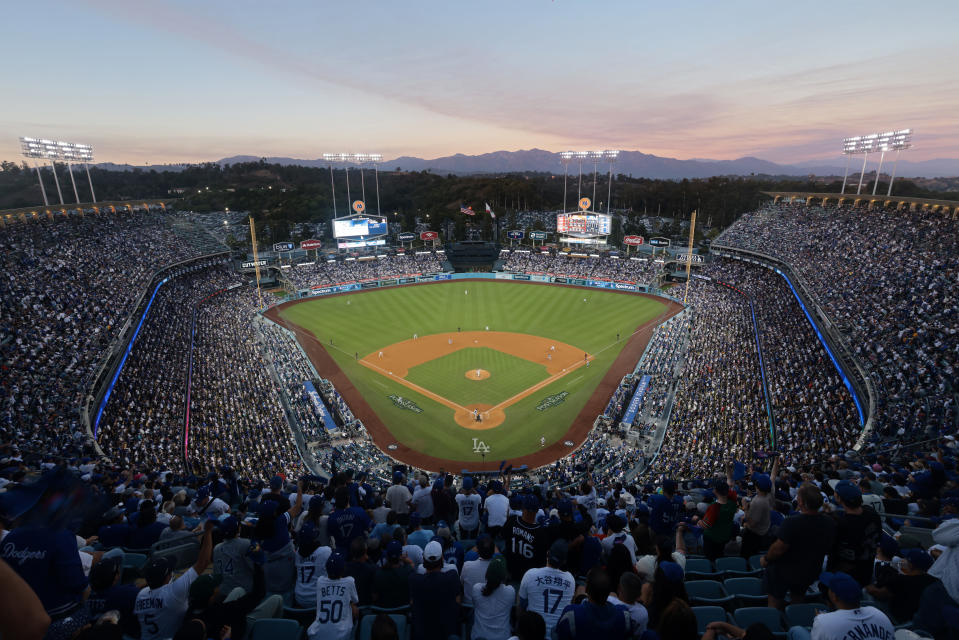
[712,244,877,448]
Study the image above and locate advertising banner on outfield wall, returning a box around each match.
[507,230,525,240]
[303,381,337,431]
[553,277,568,284]
[300,239,323,250]
[620,374,652,427]
[311,283,360,295]
[420,231,438,241]
[512,274,531,280]
[398,277,416,284]
[529,231,548,240]
[530,275,551,282]
[495,272,513,280]
[397,232,416,242]
[273,242,295,252]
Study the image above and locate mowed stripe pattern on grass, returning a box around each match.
[405,347,549,407]
[278,281,667,461]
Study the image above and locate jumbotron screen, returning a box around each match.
[556,213,611,236]
[332,216,388,238]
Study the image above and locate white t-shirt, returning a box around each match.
[135,567,199,640]
[385,485,412,514]
[811,606,895,640]
[460,558,491,605]
[294,546,333,607]
[519,566,576,636]
[484,493,510,528]
[307,576,358,640]
[412,486,434,518]
[609,594,649,638]
[191,497,230,517]
[472,583,516,640]
[577,489,599,523]
[456,493,482,530]
[602,531,638,565]
[636,552,686,581]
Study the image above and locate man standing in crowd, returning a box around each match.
[505,495,550,579]
[762,483,837,610]
[828,480,883,586]
[385,471,412,525]
[648,479,683,536]
[519,539,576,638]
[455,476,482,539]
[409,541,461,640]
[483,480,510,541]
[307,553,359,640]
[411,476,435,526]
[556,567,630,640]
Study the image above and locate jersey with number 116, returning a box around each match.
[519,566,576,636]
[503,515,549,579]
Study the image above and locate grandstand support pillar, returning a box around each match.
[359,166,366,205]
[856,152,868,195]
[66,161,81,204]
[607,161,613,214]
[344,165,351,214]
[591,160,598,211]
[872,150,886,196]
[886,150,900,197]
[49,160,65,205]
[328,164,337,217]
[33,161,50,206]
[577,157,583,202]
[84,163,96,203]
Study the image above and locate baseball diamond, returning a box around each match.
[266,280,681,471]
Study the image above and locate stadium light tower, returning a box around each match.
[19,137,52,206]
[840,129,912,197]
[20,137,97,206]
[322,153,384,216]
[56,140,95,204]
[880,129,912,197]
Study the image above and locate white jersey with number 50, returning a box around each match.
[294,546,332,607]
[519,566,576,636]
[307,576,358,640]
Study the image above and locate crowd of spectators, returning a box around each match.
[716,203,959,445]
[502,249,663,284]
[3,436,957,640]
[1,210,223,473]
[285,251,445,289]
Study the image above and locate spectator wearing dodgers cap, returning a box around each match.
[409,540,460,640]
[866,548,937,623]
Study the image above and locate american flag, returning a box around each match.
[460,205,476,216]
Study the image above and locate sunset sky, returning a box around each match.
[1,0,956,165]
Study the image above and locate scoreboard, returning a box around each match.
[332,215,388,238]
[556,213,611,237]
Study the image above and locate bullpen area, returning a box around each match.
[265,280,680,471]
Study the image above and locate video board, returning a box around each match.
[332,215,388,238]
[556,213,611,236]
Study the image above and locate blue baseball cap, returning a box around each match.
[326,552,347,577]
[309,495,324,512]
[662,479,677,493]
[462,476,474,490]
[753,473,772,492]
[386,540,403,559]
[220,516,239,537]
[299,522,319,544]
[270,475,284,490]
[834,480,862,503]
[196,486,210,500]
[902,548,934,571]
[393,470,405,483]
[819,572,861,604]
[557,499,573,515]
[878,533,899,558]
[523,494,541,512]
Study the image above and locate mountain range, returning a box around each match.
[97,149,959,179]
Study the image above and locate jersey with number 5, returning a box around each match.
[519,566,576,636]
[294,546,332,607]
[307,576,358,640]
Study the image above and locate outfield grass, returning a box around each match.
[278,281,665,463]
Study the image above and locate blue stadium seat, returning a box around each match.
[685,580,735,608]
[358,613,407,640]
[784,603,827,629]
[686,558,722,580]
[282,605,315,627]
[249,618,302,640]
[692,606,732,633]
[724,577,768,607]
[715,557,757,577]
[748,554,765,572]
[733,607,786,640]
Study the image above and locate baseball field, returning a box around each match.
[267,280,676,470]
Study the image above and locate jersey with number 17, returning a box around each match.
[294,546,332,608]
[519,566,576,636]
[307,576,358,640]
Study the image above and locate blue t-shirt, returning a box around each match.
[328,507,372,549]
[0,526,88,615]
[556,601,630,640]
[98,523,132,548]
[127,522,168,549]
[647,494,683,535]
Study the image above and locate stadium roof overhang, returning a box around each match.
[761,192,959,217]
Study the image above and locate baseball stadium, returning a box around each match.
[2,4,959,639]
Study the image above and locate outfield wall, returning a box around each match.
[288,271,658,301]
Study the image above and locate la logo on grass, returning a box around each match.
[472,438,491,454]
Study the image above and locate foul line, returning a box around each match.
[358,360,470,413]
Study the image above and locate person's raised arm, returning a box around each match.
[675,522,688,556]
[192,519,216,575]
[288,480,304,520]
[0,558,50,640]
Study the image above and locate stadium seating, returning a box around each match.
[724,578,769,607]
[692,606,733,633]
[686,581,735,608]
[733,607,787,639]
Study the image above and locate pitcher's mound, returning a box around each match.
[465,369,491,381]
